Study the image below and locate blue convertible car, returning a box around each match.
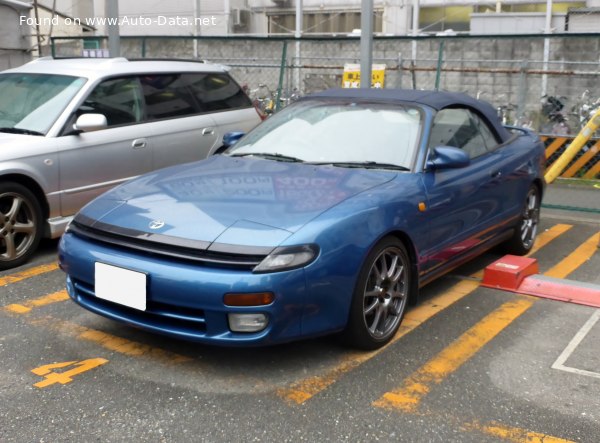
[58,89,545,349]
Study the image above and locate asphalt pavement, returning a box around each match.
[542,180,600,225]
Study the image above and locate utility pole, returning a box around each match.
[294,0,302,92]
[360,0,373,88]
[411,0,419,63]
[541,0,553,97]
[105,0,120,57]
[33,0,43,57]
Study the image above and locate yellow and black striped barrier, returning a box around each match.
[541,135,600,181]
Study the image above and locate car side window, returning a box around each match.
[78,77,143,127]
[469,111,500,150]
[140,74,201,120]
[187,73,252,111]
[428,108,488,159]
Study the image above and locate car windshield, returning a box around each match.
[229,100,422,170]
[0,73,87,136]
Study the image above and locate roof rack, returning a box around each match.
[126,58,206,63]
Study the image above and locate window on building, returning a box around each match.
[269,11,383,34]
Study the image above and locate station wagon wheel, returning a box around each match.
[505,185,540,256]
[343,237,411,350]
[0,182,43,270]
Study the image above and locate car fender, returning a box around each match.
[292,175,427,336]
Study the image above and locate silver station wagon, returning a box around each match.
[0,57,261,269]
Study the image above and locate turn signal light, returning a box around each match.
[223,292,274,306]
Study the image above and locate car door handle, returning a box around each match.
[202,128,215,136]
[132,138,147,149]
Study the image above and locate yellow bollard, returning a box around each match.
[545,107,600,184]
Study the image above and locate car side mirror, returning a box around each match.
[222,131,245,148]
[426,146,470,170]
[73,114,108,133]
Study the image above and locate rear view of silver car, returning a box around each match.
[0,57,261,269]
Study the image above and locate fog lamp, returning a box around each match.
[228,313,268,333]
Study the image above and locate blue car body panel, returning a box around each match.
[58,90,546,346]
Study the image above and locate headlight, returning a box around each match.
[253,244,319,273]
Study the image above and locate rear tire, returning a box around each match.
[0,182,43,270]
[505,185,540,256]
[342,237,412,350]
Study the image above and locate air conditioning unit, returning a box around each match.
[232,8,251,27]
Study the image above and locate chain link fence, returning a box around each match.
[51,34,600,179]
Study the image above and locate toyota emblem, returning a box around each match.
[149,220,165,230]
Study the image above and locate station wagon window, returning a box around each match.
[78,77,143,127]
[140,74,198,120]
[188,73,252,111]
[139,73,251,120]
[428,108,495,159]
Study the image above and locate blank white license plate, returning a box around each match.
[95,262,147,311]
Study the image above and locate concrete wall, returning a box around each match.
[0,3,31,70]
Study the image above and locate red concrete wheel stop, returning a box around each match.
[482,255,600,308]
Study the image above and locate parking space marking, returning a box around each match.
[455,223,573,282]
[29,316,192,365]
[545,232,600,279]
[277,223,575,405]
[4,290,69,314]
[277,279,481,405]
[463,420,575,443]
[373,298,533,413]
[0,262,59,287]
[32,358,109,388]
[552,309,600,379]
[527,223,573,257]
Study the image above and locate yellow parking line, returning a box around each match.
[4,290,69,314]
[30,316,192,365]
[544,232,600,279]
[373,298,533,413]
[0,262,59,287]
[463,420,575,443]
[277,223,573,405]
[277,279,481,405]
[527,224,573,257]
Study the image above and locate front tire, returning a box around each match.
[342,237,412,350]
[0,182,43,270]
[505,185,540,256]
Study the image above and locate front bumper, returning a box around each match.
[58,232,309,346]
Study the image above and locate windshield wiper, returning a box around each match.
[230,152,305,163]
[310,161,410,171]
[0,127,44,136]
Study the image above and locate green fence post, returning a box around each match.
[51,37,56,58]
[434,40,445,91]
[275,40,288,113]
[141,38,147,58]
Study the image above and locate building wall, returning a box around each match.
[0,3,31,70]
[567,12,600,31]
[83,0,598,37]
[470,13,568,34]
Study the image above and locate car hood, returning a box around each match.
[77,155,397,248]
[0,132,39,147]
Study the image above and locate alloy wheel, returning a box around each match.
[362,246,409,340]
[520,188,540,250]
[0,191,37,263]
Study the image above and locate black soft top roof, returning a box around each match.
[305,88,511,143]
